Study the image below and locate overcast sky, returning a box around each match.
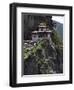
[52,16,64,24]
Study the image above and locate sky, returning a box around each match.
[52,16,64,24]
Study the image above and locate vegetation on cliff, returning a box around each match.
[23,31,63,75]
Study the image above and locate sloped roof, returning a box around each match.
[38,22,47,27]
[32,30,52,34]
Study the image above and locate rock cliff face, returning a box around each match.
[22,14,53,40]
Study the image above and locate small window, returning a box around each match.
[33,35,36,38]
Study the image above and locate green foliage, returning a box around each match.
[24,39,47,59]
[51,30,63,46]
